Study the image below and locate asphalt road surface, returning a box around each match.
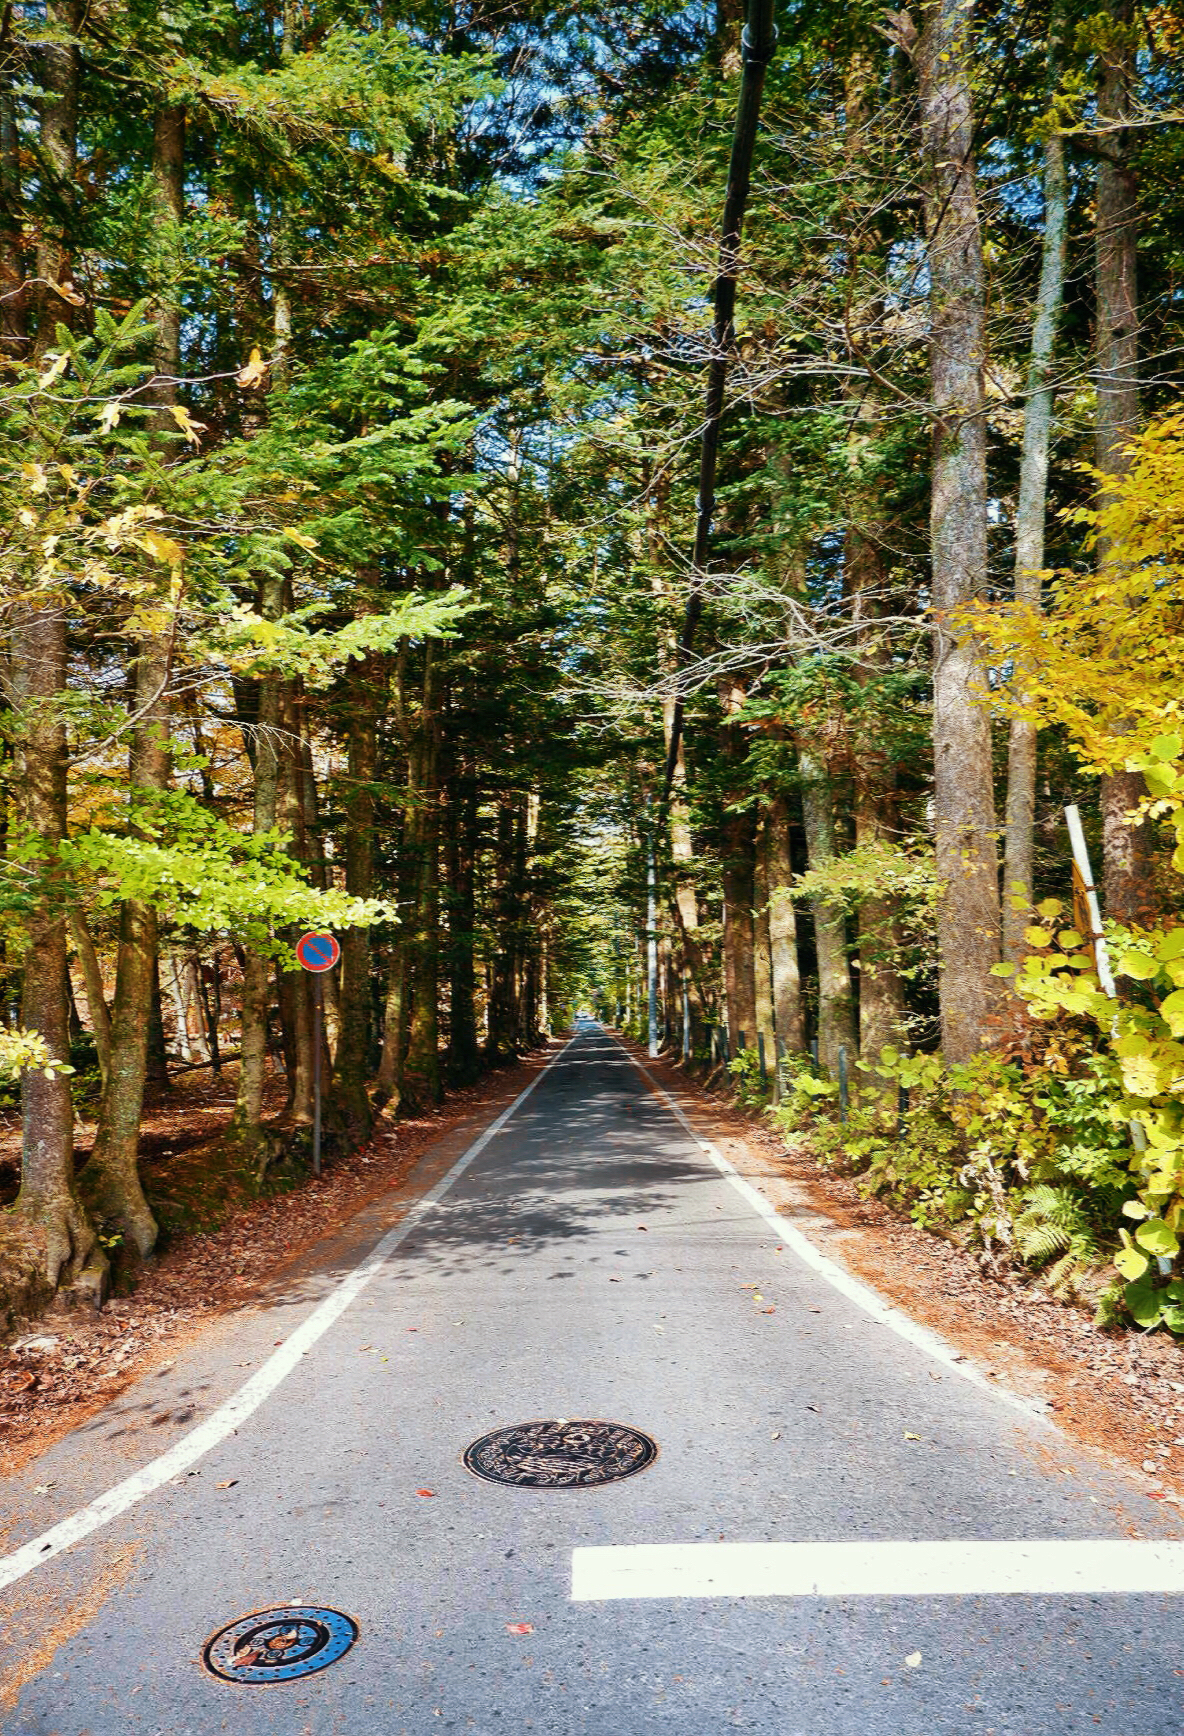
[3,1022,1184,1734]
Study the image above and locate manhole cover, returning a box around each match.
[463,1418,658,1488]
[202,1605,357,1684]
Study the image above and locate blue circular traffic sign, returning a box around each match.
[295,931,340,972]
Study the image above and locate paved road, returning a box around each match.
[3,1023,1184,1733]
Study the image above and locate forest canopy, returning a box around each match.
[2,0,1184,1331]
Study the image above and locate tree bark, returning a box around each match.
[402,644,443,1109]
[12,595,105,1299]
[229,627,280,1150]
[917,0,1003,1059]
[1094,0,1154,925]
[752,816,777,1072]
[83,105,185,1255]
[33,0,82,350]
[444,758,481,1085]
[68,909,111,1091]
[721,804,758,1059]
[798,739,857,1075]
[1003,5,1069,955]
[0,8,27,358]
[765,795,805,1052]
[331,645,388,1140]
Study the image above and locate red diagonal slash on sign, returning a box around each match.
[296,931,340,972]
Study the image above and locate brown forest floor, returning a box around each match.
[622,1035,1184,1516]
[4,1035,1184,1512]
[0,1055,535,1476]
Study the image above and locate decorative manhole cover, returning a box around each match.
[463,1418,658,1488]
[202,1605,358,1684]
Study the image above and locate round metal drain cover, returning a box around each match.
[463,1418,658,1488]
[202,1605,357,1684]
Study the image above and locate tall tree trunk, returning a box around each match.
[0,9,27,358]
[765,795,805,1052]
[798,740,857,1075]
[752,815,776,1072]
[721,805,758,1059]
[229,639,280,1149]
[68,909,110,1092]
[1003,6,1069,955]
[485,794,520,1062]
[33,0,81,350]
[331,645,388,1140]
[402,645,443,1109]
[84,106,185,1255]
[917,0,1003,1059]
[444,760,481,1085]
[11,597,105,1299]
[1094,0,1154,925]
[277,672,314,1122]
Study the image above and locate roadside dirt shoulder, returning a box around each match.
[0,1051,547,1477]
[623,1035,1184,1509]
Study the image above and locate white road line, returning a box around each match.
[0,1036,578,1595]
[571,1538,1184,1601]
[611,1029,1051,1425]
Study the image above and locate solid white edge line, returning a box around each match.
[0,1032,581,1595]
[607,1026,1052,1426]
[570,1539,1184,1602]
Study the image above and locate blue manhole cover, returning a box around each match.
[202,1605,357,1684]
[463,1418,658,1488]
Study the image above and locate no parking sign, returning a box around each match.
[296,931,340,973]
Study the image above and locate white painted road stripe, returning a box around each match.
[0,1036,577,1594]
[571,1539,1184,1601]
[613,1031,1052,1426]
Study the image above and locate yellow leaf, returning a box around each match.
[99,401,122,433]
[37,351,69,388]
[284,528,319,552]
[237,346,269,388]
[170,404,207,446]
[21,463,48,495]
[136,529,185,566]
[904,1431,921,1441]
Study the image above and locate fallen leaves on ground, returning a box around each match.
[416,1488,436,1497]
[505,1623,534,1635]
[904,1431,921,1441]
[905,1652,922,1668]
[1,1056,537,1476]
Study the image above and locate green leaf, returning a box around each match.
[1124,1273,1162,1322]
[1160,989,1184,1037]
[1135,1218,1180,1257]
[1159,929,1184,961]
[1024,927,1053,948]
[1036,898,1063,919]
[1150,733,1182,761]
[1116,1244,1151,1281]
[990,961,1017,977]
[1117,951,1159,980]
[1057,930,1082,949]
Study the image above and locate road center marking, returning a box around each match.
[0,1035,578,1594]
[571,1539,1184,1601]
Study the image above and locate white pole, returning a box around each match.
[1064,804,1117,997]
[1064,805,1150,1167]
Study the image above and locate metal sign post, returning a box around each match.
[295,931,341,1176]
